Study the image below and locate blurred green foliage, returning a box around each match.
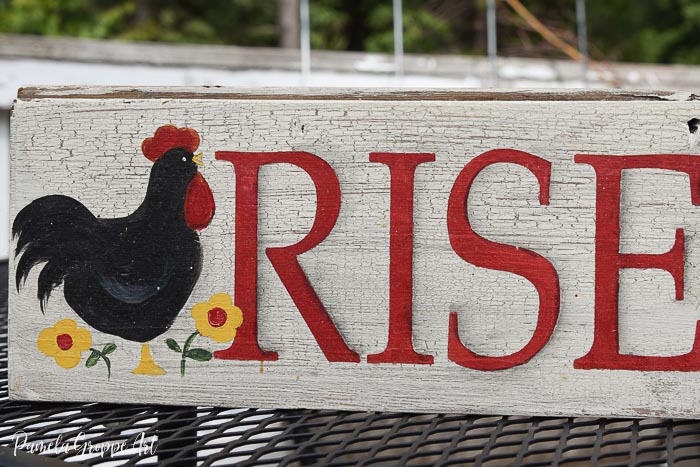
[0,0,278,45]
[585,0,700,64]
[0,0,699,64]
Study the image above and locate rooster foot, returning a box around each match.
[132,343,166,376]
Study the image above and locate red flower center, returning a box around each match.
[56,333,73,351]
[208,307,228,327]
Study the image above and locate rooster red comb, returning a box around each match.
[142,125,201,162]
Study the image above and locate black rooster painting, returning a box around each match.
[13,125,216,375]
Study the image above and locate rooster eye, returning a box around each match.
[181,157,187,162]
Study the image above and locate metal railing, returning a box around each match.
[297,0,590,86]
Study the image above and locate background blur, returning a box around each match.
[3,0,700,64]
[2,0,700,259]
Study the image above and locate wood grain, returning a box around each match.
[17,86,696,101]
[9,87,700,418]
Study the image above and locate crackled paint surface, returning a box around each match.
[9,87,700,417]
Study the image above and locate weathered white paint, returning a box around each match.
[5,33,700,110]
[9,87,700,418]
[0,58,480,109]
[1,109,8,259]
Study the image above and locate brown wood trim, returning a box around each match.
[16,86,697,102]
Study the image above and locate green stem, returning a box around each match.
[88,348,111,379]
[180,331,199,377]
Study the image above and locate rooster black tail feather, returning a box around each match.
[15,242,52,292]
[38,258,74,312]
[13,195,100,308]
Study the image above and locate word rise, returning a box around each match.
[215,149,700,372]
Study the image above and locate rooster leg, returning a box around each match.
[132,343,166,376]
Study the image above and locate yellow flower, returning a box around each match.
[192,293,243,343]
[37,319,92,369]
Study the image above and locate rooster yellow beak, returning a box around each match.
[193,152,204,167]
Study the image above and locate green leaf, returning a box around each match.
[186,348,212,361]
[102,343,117,355]
[104,357,111,380]
[166,338,182,353]
[183,331,199,352]
[86,350,100,368]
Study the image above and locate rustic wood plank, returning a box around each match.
[17,85,695,101]
[5,35,700,93]
[9,87,700,418]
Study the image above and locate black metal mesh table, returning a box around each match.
[1,261,700,466]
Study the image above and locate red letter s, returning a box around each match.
[447,149,560,370]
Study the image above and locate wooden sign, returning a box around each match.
[10,87,700,418]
